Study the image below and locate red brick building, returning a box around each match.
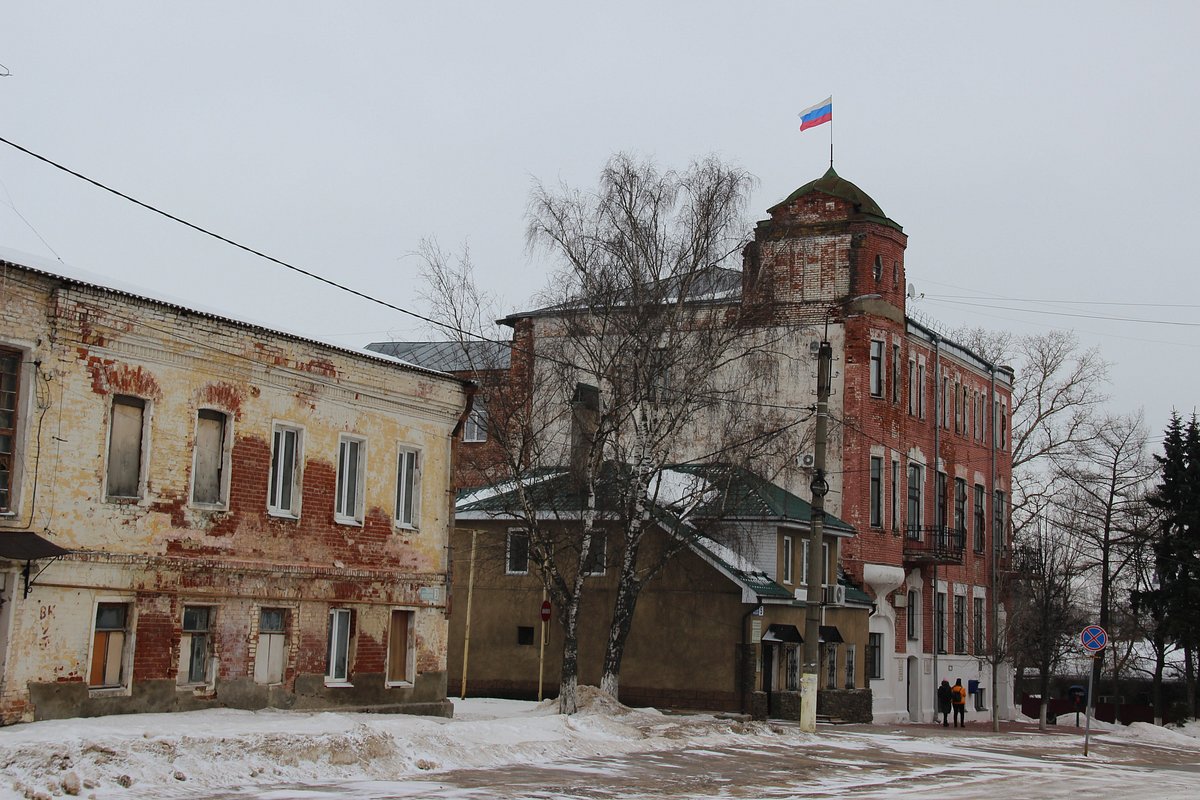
[382,167,1015,722]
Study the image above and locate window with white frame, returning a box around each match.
[869,456,883,527]
[387,609,415,685]
[192,409,229,506]
[867,632,883,680]
[254,607,287,685]
[869,341,884,397]
[106,395,147,499]
[0,347,22,512]
[179,606,212,685]
[463,399,487,442]
[326,608,353,683]
[935,591,947,654]
[395,447,421,528]
[974,596,986,654]
[782,535,794,584]
[907,463,922,535]
[335,434,367,524]
[907,589,919,640]
[268,423,302,517]
[90,602,131,688]
[506,529,530,574]
[891,460,900,532]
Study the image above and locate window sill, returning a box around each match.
[267,509,300,521]
[88,685,130,697]
[505,571,530,576]
[190,503,229,513]
[335,516,364,528]
[386,680,414,689]
[394,523,419,533]
[324,680,354,688]
[105,496,143,505]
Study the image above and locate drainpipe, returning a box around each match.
[931,334,941,723]
[989,365,999,732]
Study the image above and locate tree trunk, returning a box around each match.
[557,592,583,715]
[1038,662,1052,731]
[1152,639,1165,726]
[600,552,643,700]
[1187,646,1196,718]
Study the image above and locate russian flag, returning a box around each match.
[798,96,832,131]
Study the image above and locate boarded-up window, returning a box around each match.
[106,396,145,498]
[193,410,228,505]
[90,603,129,687]
[387,609,414,684]
[0,348,20,512]
[254,607,287,685]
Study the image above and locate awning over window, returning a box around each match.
[0,532,72,561]
[819,625,844,643]
[761,623,803,644]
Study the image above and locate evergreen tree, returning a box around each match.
[1147,413,1200,715]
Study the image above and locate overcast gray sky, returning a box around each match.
[1,1,1197,442]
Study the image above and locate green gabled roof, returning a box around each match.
[670,463,855,534]
[768,167,902,232]
[689,537,794,601]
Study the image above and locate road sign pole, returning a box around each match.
[1083,653,1095,756]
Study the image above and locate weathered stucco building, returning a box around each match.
[0,250,468,723]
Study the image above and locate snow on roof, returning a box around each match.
[0,245,464,383]
[649,468,716,518]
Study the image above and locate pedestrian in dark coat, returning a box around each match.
[937,679,952,727]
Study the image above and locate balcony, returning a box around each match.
[903,526,966,566]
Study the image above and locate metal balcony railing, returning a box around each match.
[903,525,967,565]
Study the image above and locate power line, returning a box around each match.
[928,297,1200,328]
[925,293,1200,310]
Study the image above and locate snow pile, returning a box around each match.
[1170,718,1200,740]
[0,694,786,800]
[1109,721,1200,748]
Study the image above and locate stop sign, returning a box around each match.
[540,600,551,622]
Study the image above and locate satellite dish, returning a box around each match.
[906,282,917,299]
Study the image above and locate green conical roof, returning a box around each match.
[770,167,898,229]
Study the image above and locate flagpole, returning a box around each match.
[830,95,834,168]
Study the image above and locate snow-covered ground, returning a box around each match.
[1,691,1197,799]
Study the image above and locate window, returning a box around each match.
[0,348,20,512]
[335,435,366,524]
[844,643,856,689]
[584,530,606,575]
[954,595,966,654]
[935,591,947,653]
[907,358,916,415]
[975,687,987,711]
[269,423,302,517]
[953,382,961,432]
[973,485,986,552]
[974,596,986,654]
[785,645,800,691]
[892,344,901,404]
[891,460,900,532]
[906,464,922,535]
[782,535,794,584]
[906,589,919,640]
[254,608,287,685]
[506,529,530,575]
[799,539,828,585]
[106,395,147,499]
[994,490,1007,551]
[387,609,414,684]
[463,399,487,443]
[326,608,353,684]
[993,399,1001,447]
[917,364,926,419]
[873,254,883,281]
[941,377,950,429]
[869,340,884,397]
[517,626,535,646]
[935,472,947,531]
[867,632,883,680]
[892,260,899,288]
[869,457,882,527]
[180,606,212,685]
[90,602,130,688]
[1000,402,1008,449]
[395,447,421,528]
[192,409,229,506]
[954,478,967,533]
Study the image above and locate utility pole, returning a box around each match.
[800,337,833,733]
